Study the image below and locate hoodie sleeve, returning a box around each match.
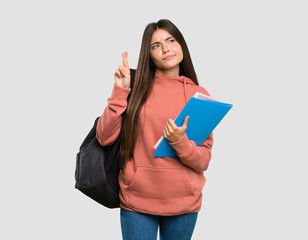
[168,85,214,172]
[169,132,213,173]
[96,84,131,146]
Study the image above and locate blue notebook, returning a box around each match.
[153,92,233,158]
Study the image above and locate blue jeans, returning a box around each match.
[120,208,198,240]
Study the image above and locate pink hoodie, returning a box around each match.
[97,72,213,216]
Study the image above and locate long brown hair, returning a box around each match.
[122,19,199,171]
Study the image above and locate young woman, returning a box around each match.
[96,19,213,240]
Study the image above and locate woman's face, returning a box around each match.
[150,29,183,76]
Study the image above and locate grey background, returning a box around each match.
[1,0,307,239]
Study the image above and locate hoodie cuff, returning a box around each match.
[169,134,193,158]
[107,84,131,107]
[110,83,131,100]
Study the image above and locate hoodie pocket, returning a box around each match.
[126,166,194,201]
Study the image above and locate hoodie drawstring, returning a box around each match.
[183,78,188,103]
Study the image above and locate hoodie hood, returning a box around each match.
[154,72,195,85]
[154,72,196,103]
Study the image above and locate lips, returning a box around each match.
[163,55,174,60]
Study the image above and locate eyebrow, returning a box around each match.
[151,36,173,46]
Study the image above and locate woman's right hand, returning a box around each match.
[115,51,131,88]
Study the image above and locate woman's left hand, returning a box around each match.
[163,116,189,143]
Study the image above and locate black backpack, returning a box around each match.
[75,69,135,208]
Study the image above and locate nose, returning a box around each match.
[161,42,169,53]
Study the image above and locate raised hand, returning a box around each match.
[163,116,189,143]
[114,51,131,88]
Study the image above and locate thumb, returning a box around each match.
[182,116,189,128]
